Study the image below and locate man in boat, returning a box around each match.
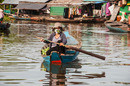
[41,22,67,55]
[0,9,4,24]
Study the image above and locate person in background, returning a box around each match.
[0,9,4,24]
[41,22,67,55]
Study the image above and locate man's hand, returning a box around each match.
[40,38,44,42]
[59,43,64,46]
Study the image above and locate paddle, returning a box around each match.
[36,37,106,60]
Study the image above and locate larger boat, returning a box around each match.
[41,31,81,64]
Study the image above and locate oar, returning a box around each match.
[36,37,106,60]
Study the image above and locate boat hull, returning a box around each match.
[43,50,79,63]
[106,24,128,33]
[105,21,130,33]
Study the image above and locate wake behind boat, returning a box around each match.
[41,31,81,64]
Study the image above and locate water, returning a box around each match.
[0,21,130,86]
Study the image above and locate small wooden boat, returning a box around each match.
[45,17,81,23]
[41,31,81,64]
[45,17,106,23]
[82,16,106,23]
[105,21,130,33]
[12,15,31,20]
[12,15,44,21]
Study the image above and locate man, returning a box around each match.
[41,22,67,55]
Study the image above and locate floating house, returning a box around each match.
[2,0,51,21]
[82,0,107,17]
[104,0,130,33]
[118,0,130,19]
[2,0,19,14]
[14,1,48,15]
[2,0,50,14]
[47,0,82,17]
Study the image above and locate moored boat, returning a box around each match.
[105,21,130,33]
[41,31,81,64]
[0,23,10,30]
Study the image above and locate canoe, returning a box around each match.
[45,17,81,23]
[105,21,130,33]
[82,17,106,23]
[45,17,106,23]
[41,31,81,64]
[0,23,10,36]
[12,15,44,21]
[13,15,31,20]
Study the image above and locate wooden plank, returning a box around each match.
[110,6,120,21]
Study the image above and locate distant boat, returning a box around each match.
[0,23,10,36]
[0,23,10,30]
[41,31,81,64]
[11,15,44,21]
[105,21,130,33]
[12,15,31,20]
[45,17,106,23]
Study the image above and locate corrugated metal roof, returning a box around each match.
[14,3,46,10]
[2,0,19,4]
[83,0,105,1]
[82,0,107,4]
[2,0,49,4]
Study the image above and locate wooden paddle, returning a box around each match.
[36,37,106,60]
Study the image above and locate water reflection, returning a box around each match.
[82,29,130,58]
[41,60,80,86]
[41,60,105,86]
[0,21,130,86]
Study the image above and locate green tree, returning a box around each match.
[0,0,4,9]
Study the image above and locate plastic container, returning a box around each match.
[117,15,121,21]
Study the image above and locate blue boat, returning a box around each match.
[105,21,130,33]
[13,15,31,20]
[41,31,81,64]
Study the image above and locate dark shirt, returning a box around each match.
[44,32,67,48]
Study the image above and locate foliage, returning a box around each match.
[0,0,4,10]
[3,14,11,22]
[0,0,4,3]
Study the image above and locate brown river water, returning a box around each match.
[0,21,130,86]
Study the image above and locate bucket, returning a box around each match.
[117,15,121,21]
